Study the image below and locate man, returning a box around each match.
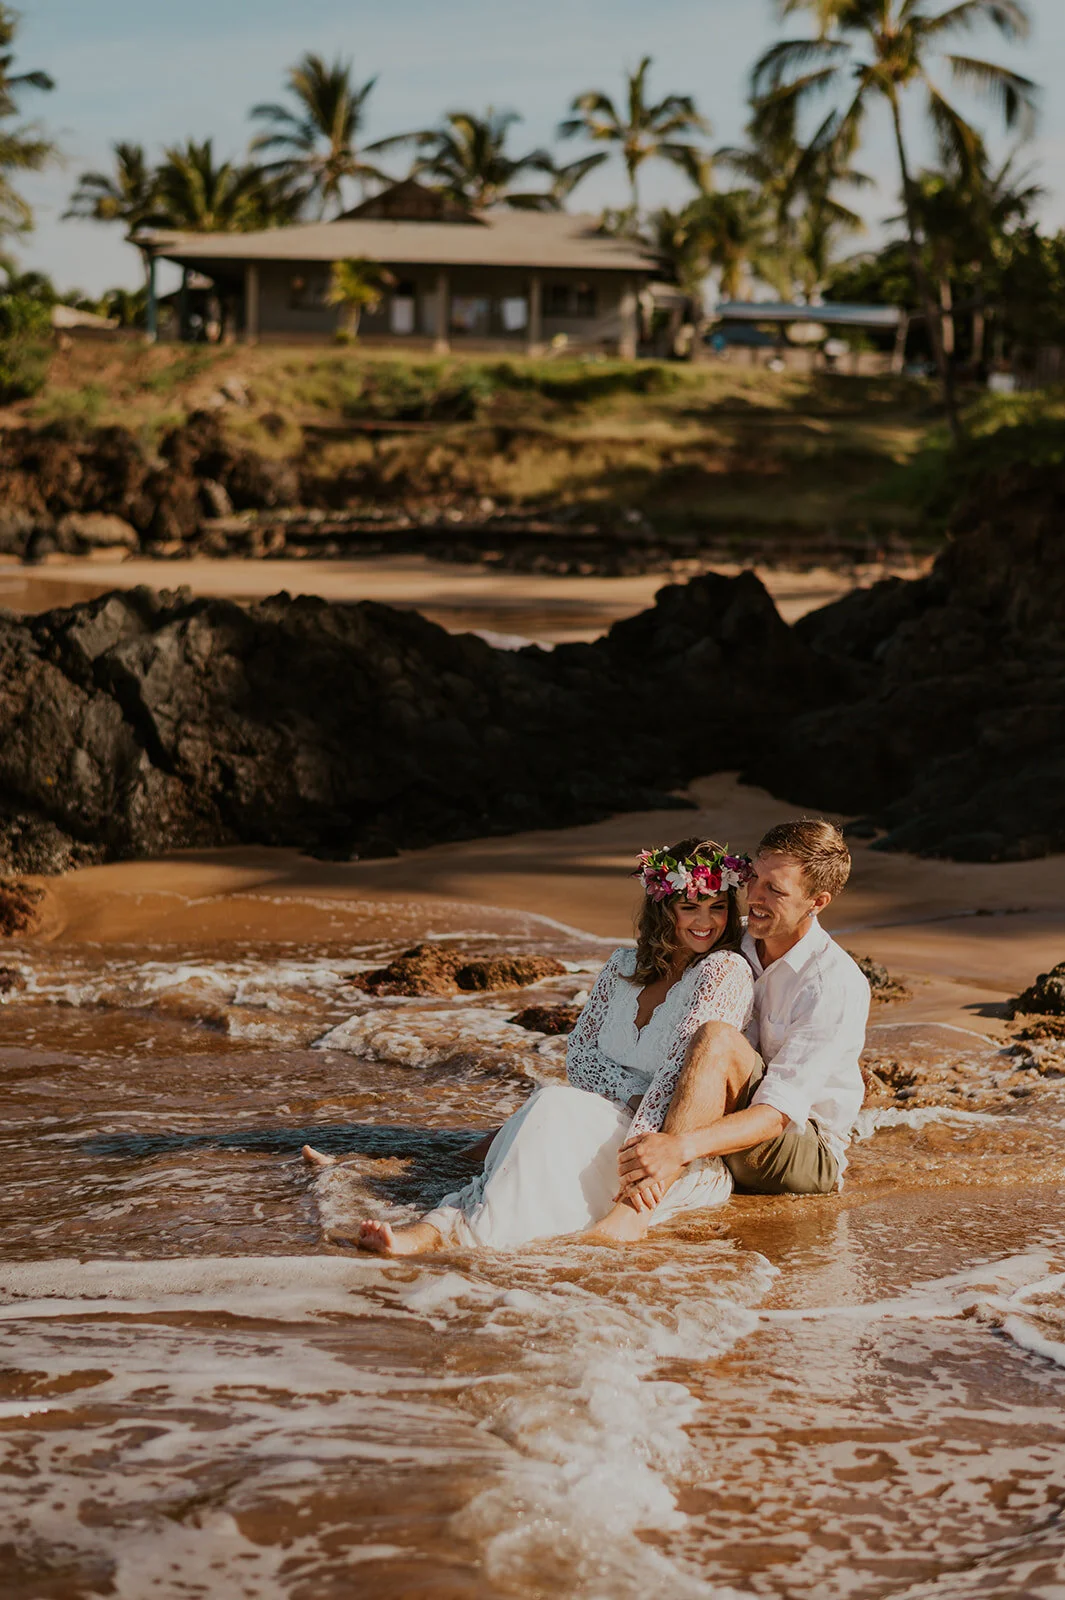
[616,818,870,1209]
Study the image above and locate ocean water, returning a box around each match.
[1,916,1063,1598]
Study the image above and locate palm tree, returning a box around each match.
[66,142,158,231]
[507,151,609,212]
[752,0,1037,436]
[250,53,385,219]
[374,109,555,211]
[720,96,870,299]
[64,142,160,286]
[0,4,56,240]
[689,188,777,301]
[326,257,396,338]
[559,57,710,212]
[154,139,297,232]
[888,146,1041,361]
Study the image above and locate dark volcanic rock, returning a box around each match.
[353,946,566,997]
[0,878,44,937]
[454,956,566,991]
[1009,962,1065,1017]
[0,446,1059,869]
[353,944,462,997]
[752,462,1065,858]
[0,561,819,866]
[509,1004,581,1034]
[845,952,911,1004]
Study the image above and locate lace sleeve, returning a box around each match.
[565,950,649,1108]
[626,953,754,1140]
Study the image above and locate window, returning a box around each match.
[289,273,328,311]
[390,295,416,334]
[450,296,491,335]
[500,296,528,333]
[544,283,598,319]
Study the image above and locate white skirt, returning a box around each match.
[424,1083,733,1249]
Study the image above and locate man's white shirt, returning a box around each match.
[741,917,870,1178]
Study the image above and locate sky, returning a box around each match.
[13,0,1065,296]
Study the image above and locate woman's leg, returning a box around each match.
[353,1218,444,1256]
[582,1021,757,1243]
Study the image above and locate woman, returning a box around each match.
[352,838,755,1254]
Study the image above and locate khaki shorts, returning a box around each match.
[723,1060,839,1196]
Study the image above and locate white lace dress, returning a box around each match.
[424,947,754,1248]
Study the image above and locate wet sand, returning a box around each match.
[34,772,1065,1034]
[0,553,923,641]
[4,779,1064,1596]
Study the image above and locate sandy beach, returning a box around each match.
[33,771,1065,1031]
[0,552,922,641]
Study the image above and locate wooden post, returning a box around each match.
[892,312,908,375]
[526,272,543,357]
[244,262,260,344]
[145,251,158,343]
[433,269,450,353]
[178,266,190,342]
[618,280,638,361]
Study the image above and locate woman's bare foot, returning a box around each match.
[581,1202,652,1245]
[355,1219,444,1257]
[301,1145,336,1168]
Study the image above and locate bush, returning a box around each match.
[0,293,51,401]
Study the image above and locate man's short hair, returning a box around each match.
[757,818,851,898]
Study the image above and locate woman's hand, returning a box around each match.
[622,1177,665,1212]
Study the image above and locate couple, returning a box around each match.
[343,817,871,1254]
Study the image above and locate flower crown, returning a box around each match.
[634,845,754,903]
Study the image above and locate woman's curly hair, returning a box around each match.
[631,836,744,985]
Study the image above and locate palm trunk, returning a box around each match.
[939,276,955,357]
[971,265,987,368]
[888,92,962,441]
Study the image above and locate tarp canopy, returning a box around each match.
[713,300,905,330]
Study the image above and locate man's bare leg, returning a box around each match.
[662,1021,759,1137]
[582,1022,758,1243]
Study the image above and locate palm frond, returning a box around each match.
[946,53,1038,134]
[921,0,1030,42]
[925,84,985,180]
[752,36,849,96]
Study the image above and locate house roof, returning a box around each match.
[148,209,663,276]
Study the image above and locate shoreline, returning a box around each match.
[0,552,927,643]
[27,774,1064,1034]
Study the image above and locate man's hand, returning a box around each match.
[615,1130,688,1202]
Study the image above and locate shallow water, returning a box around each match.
[1,913,1063,1598]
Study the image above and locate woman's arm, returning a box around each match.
[626,954,754,1141]
[565,951,648,1108]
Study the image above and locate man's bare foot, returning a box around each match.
[581,1202,651,1245]
[355,1219,444,1257]
[301,1145,336,1168]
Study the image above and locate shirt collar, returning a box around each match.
[742,915,828,979]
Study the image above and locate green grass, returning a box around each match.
[12,342,963,554]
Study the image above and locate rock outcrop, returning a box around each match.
[0,444,1059,870]
[352,945,566,997]
[1009,962,1065,1018]
[747,462,1065,860]
[0,563,830,871]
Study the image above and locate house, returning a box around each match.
[146,180,663,358]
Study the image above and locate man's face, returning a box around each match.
[746,852,824,944]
